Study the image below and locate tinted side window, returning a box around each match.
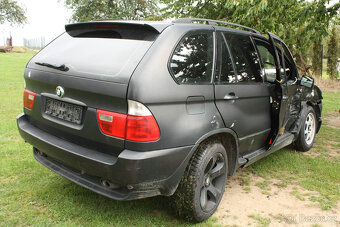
[170,32,214,84]
[255,40,277,83]
[224,33,262,82]
[217,33,237,83]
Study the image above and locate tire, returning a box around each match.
[295,106,317,152]
[172,140,228,222]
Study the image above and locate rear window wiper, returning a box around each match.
[35,62,69,72]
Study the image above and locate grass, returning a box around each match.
[248,131,340,210]
[1,50,340,226]
[290,188,306,201]
[247,84,340,210]
[248,214,271,227]
[255,180,271,195]
[321,91,340,116]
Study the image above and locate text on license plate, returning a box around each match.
[45,98,83,124]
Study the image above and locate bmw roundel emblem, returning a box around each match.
[56,86,64,98]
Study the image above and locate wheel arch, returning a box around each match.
[295,101,321,137]
[306,100,322,133]
[162,128,239,196]
[192,128,239,176]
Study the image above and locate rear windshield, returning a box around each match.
[29,31,154,84]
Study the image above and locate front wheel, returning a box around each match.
[295,106,317,152]
[172,140,228,222]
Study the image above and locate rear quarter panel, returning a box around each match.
[127,24,225,151]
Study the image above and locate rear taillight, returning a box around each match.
[125,115,160,142]
[97,110,127,139]
[23,89,36,110]
[96,100,160,142]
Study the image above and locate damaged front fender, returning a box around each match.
[293,84,322,136]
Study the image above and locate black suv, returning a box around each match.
[17,18,322,222]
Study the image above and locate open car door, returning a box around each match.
[267,32,302,149]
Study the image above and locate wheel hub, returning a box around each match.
[304,112,315,146]
[200,152,226,212]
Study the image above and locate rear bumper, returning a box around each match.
[17,113,193,200]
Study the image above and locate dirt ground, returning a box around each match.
[213,171,340,227]
[315,78,340,93]
[327,115,340,129]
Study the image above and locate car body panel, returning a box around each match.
[16,19,322,201]
[126,24,226,151]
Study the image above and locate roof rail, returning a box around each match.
[173,18,261,34]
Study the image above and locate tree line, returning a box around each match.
[1,0,339,79]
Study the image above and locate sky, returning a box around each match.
[0,0,71,46]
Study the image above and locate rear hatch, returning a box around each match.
[24,22,164,156]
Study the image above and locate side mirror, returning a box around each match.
[300,75,314,88]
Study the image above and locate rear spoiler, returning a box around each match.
[65,21,170,34]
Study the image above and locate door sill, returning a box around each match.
[240,132,295,167]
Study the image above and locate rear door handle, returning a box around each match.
[223,92,239,100]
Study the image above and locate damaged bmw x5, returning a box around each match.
[17,18,322,222]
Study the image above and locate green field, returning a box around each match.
[0,51,339,226]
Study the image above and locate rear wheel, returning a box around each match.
[172,140,228,222]
[295,106,317,152]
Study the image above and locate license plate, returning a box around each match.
[45,98,83,124]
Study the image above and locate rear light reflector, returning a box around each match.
[97,110,127,139]
[23,89,36,110]
[96,100,160,142]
